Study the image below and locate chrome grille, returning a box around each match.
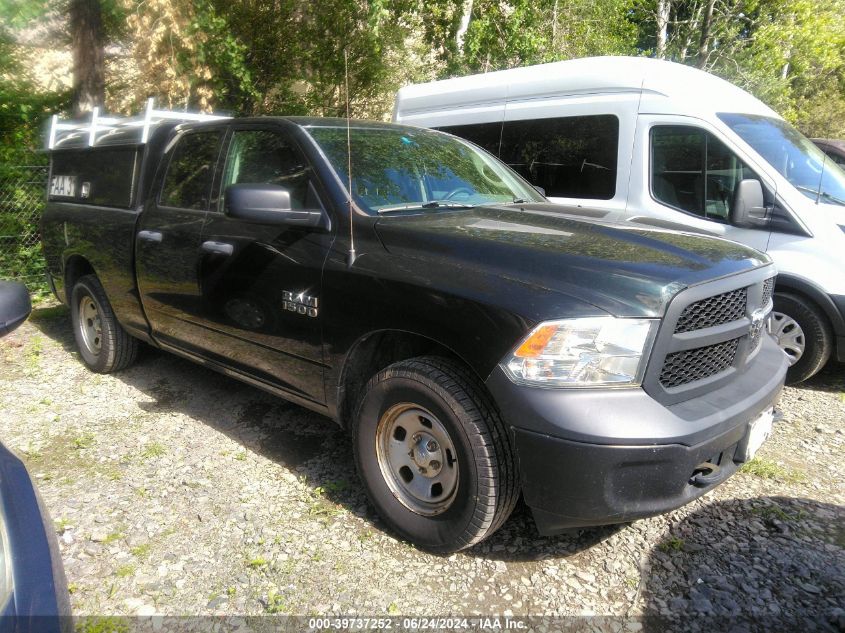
[761,277,775,307]
[674,288,747,333]
[659,338,741,389]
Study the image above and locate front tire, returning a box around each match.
[353,356,519,553]
[769,292,832,384]
[70,274,138,373]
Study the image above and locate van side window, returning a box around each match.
[499,115,619,199]
[437,122,503,156]
[220,130,316,210]
[160,131,222,210]
[651,126,760,222]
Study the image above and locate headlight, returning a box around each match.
[503,317,657,387]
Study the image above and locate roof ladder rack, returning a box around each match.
[47,98,229,149]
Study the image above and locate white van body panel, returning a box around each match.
[394,56,780,124]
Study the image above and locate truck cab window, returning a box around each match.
[221,130,313,209]
[651,126,760,222]
[160,131,222,210]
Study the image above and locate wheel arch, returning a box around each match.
[774,274,843,337]
[63,254,97,304]
[334,329,483,431]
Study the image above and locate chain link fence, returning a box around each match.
[0,164,49,292]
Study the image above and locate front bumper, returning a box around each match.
[486,336,788,535]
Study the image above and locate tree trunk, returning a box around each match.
[656,0,671,59]
[70,0,105,116]
[456,0,474,55]
[696,0,716,68]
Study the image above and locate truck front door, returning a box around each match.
[194,123,335,406]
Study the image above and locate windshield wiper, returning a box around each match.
[377,201,475,213]
[420,200,476,209]
[795,185,845,206]
[377,202,476,214]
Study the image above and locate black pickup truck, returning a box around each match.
[42,114,788,552]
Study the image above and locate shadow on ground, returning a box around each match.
[639,496,844,632]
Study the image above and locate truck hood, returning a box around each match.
[374,204,770,318]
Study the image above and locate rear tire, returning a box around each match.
[769,292,832,384]
[70,274,138,373]
[353,356,519,553]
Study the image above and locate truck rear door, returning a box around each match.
[135,126,226,353]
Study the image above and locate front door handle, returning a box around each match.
[138,230,163,243]
[201,240,234,256]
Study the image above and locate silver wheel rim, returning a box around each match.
[78,295,103,355]
[375,403,459,516]
[767,311,805,366]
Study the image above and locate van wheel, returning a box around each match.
[768,293,832,384]
[353,356,519,553]
[71,274,138,373]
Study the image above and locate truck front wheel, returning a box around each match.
[769,292,832,384]
[353,356,519,553]
[71,274,138,373]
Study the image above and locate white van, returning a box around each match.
[393,56,845,383]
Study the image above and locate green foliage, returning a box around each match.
[658,536,685,552]
[75,616,130,633]
[184,0,412,118]
[628,0,845,135]
[740,457,807,483]
[0,27,69,289]
[419,0,639,76]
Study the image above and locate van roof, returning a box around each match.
[393,56,780,122]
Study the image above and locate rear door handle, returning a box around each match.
[138,230,163,243]
[201,240,234,256]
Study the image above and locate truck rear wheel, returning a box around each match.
[353,356,518,553]
[769,292,832,384]
[71,274,138,373]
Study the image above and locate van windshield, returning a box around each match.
[718,113,845,206]
[304,125,545,214]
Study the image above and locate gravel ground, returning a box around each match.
[0,303,843,630]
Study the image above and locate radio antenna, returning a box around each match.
[344,49,357,267]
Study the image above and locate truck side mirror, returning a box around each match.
[225,184,324,228]
[533,185,546,197]
[730,179,769,228]
[0,281,32,337]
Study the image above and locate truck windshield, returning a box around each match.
[718,113,845,207]
[304,124,545,214]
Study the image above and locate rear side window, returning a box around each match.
[437,122,503,156]
[651,126,761,222]
[500,115,619,199]
[49,148,140,208]
[160,131,222,210]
